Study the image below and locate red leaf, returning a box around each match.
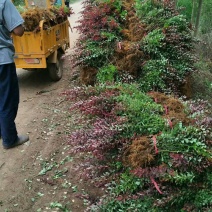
[150,177,163,194]
[152,135,158,154]
[168,118,173,129]
[164,105,168,115]
[117,42,122,49]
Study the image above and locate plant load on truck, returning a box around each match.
[16,0,73,32]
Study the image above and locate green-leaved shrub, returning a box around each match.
[136,0,195,92]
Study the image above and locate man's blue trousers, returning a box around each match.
[0,63,19,148]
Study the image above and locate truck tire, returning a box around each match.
[48,54,63,81]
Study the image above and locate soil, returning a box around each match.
[0,1,98,211]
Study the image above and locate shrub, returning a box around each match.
[66,0,211,211]
[71,0,125,68]
[136,0,195,93]
[66,83,164,163]
[66,82,211,210]
[115,83,165,136]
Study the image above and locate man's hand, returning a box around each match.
[13,25,24,36]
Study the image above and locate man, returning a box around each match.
[0,0,29,149]
[65,0,70,8]
[54,0,62,6]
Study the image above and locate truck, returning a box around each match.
[12,0,70,81]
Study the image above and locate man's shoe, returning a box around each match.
[3,135,29,149]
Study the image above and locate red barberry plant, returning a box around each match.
[71,0,125,68]
[65,0,211,211]
[71,0,196,95]
[64,83,164,177]
[65,85,211,211]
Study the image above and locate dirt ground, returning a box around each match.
[0,1,98,211]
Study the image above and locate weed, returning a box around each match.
[38,161,56,176]
[50,202,70,212]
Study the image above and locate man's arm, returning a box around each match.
[3,0,24,35]
[12,24,24,36]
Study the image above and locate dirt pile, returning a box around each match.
[114,41,144,76]
[123,136,155,168]
[148,91,192,126]
[113,0,146,76]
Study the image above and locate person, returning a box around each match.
[65,0,70,8]
[54,0,62,6]
[0,0,29,149]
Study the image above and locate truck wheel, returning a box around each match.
[48,55,63,81]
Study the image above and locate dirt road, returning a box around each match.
[0,1,91,211]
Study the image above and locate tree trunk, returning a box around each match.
[174,0,177,8]
[191,0,196,25]
[194,0,203,36]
